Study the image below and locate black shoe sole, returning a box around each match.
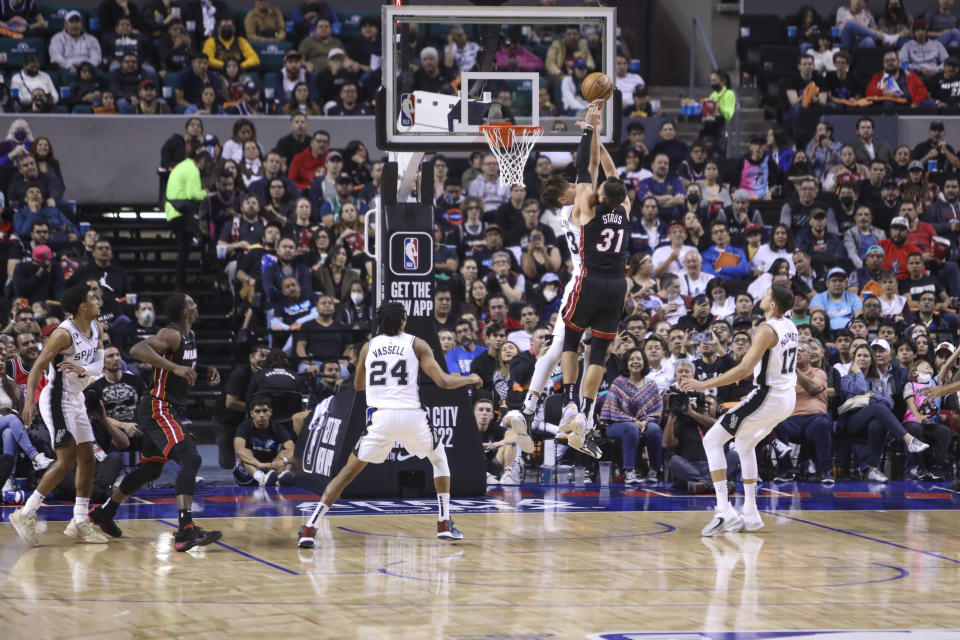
[94,520,123,538]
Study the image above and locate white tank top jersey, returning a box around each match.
[365,332,422,410]
[753,317,799,391]
[48,318,100,393]
[557,204,581,277]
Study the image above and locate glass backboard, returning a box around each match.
[377,4,620,151]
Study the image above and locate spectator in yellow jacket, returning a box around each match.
[203,19,260,71]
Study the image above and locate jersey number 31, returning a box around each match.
[596,228,625,253]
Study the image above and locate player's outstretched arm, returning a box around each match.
[679,325,777,392]
[414,338,482,390]
[926,379,960,399]
[353,342,370,392]
[130,329,195,384]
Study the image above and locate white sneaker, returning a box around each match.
[559,403,579,432]
[10,508,39,546]
[504,410,535,454]
[881,32,899,46]
[64,519,108,544]
[866,467,889,483]
[624,470,641,484]
[31,453,54,471]
[2,477,15,493]
[499,467,522,486]
[701,508,744,536]
[565,413,587,450]
[486,472,501,485]
[741,510,764,532]
[907,438,930,454]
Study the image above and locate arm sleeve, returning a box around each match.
[83,351,104,378]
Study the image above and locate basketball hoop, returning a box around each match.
[479,122,543,188]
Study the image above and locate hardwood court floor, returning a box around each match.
[3,506,960,639]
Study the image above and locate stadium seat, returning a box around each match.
[42,5,87,32]
[339,11,378,39]
[737,14,785,77]
[852,47,884,84]
[251,41,292,72]
[0,37,47,69]
[758,44,800,77]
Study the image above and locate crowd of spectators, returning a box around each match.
[3,1,960,497]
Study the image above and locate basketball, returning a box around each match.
[581,72,614,102]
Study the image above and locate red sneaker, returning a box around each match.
[437,519,463,541]
[298,525,316,548]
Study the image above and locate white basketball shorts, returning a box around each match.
[39,382,95,448]
[354,408,437,464]
[716,386,796,443]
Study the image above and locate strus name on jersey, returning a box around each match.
[602,212,624,225]
[372,344,405,358]
[780,332,798,347]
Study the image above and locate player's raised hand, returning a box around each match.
[173,364,198,385]
[585,100,603,127]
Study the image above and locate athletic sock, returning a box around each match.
[713,480,730,514]
[563,383,577,407]
[437,492,451,522]
[73,497,90,523]
[521,391,539,416]
[178,508,194,530]
[306,501,329,527]
[743,481,758,515]
[101,496,119,518]
[23,489,44,517]
[580,397,594,421]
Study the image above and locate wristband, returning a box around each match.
[281,456,289,464]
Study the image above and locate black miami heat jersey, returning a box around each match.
[150,326,198,407]
[582,203,629,277]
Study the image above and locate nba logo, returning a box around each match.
[400,93,415,127]
[403,237,419,270]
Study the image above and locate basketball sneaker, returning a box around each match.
[503,410,535,454]
[624,470,641,484]
[64,519,109,544]
[559,403,580,433]
[700,507,744,537]
[437,519,463,541]
[907,438,930,454]
[298,525,317,549]
[569,430,602,459]
[499,466,522,485]
[277,470,295,485]
[173,525,222,552]
[2,477,15,493]
[31,453,54,471]
[740,510,764,532]
[259,470,278,488]
[89,505,123,538]
[10,508,39,546]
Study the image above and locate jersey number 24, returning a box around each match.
[369,360,409,386]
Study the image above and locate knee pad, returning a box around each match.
[426,445,450,478]
[562,325,583,352]
[588,336,611,366]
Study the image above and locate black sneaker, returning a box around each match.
[573,434,602,460]
[89,505,123,538]
[773,469,796,483]
[819,471,835,486]
[174,525,222,552]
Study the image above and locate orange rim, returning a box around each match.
[480,122,544,148]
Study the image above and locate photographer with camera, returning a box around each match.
[663,360,737,494]
[600,348,663,484]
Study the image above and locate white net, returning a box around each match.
[480,124,543,188]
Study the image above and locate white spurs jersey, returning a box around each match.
[365,332,421,410]
[48,318,99,393]
[753,317,799,391]
[557,205,582,277]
